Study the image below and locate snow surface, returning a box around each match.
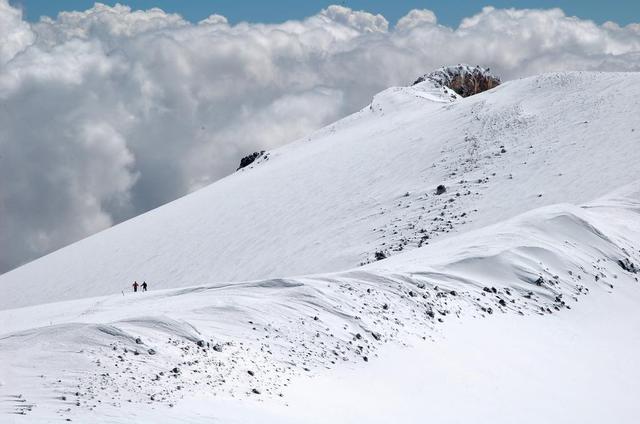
[1,71,640,423]
[2,72,640,310]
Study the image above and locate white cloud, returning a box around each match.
[35,3,188,44]
[1,1,639,273]
[0,0,34,63]
[320,5,388,33]
[199,14,228,26]
[396,9,437,31]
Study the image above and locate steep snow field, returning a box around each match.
[1,71,640,423]
[1,186,639,422]
[2,72,640,309]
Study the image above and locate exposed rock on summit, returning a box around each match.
[413,65,501,97]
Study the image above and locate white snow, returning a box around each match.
[2,72,640,311]
[1,71,640,423]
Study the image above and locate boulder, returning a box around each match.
[237,151,265,170]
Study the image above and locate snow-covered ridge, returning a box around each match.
[369,79,461,113]
[1,186,638,420]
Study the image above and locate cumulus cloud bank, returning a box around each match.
[1,1,639,273]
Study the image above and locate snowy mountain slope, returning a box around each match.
[2,71,640,310]
[1,185,639,422]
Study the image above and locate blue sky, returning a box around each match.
[10,0,640,27]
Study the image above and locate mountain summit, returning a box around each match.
[413,64,501,97]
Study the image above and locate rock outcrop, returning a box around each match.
[413,65,501,97]
[237,150,265,170]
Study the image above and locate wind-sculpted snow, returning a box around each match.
[1,71,640,422]
[2,71,640,312]
[1,187,638,421]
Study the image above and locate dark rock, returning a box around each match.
[436,185,447,195]
[148,349,156,355]
[247,370,255,377]
[374,251,387,261]
[135,337,143,344]
[237,151,265,170]
[618,258,638,273]
[252,388,261,395]
[196,340,205,348]
[212,343,223,352]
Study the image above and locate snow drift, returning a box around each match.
[1,185,639,422]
